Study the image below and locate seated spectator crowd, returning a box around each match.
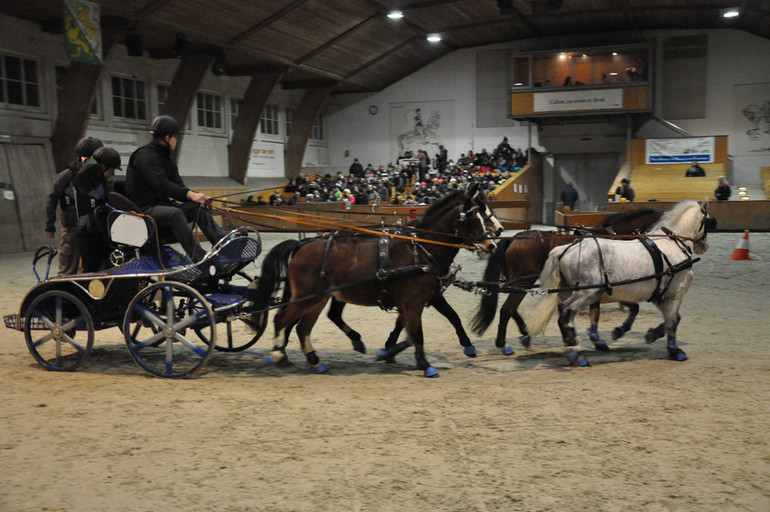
[252,140,529,208]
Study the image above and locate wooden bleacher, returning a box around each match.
[623,162,725,202]
[762,167,770,199]
[607,136,729,203]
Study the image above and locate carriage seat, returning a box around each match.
[106,192,175,247]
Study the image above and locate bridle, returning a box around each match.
[456,196,501,249]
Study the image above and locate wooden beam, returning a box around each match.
[51,28,120,171]
[164,53,214,157]
[295,13,381,66]
[228,0,312,46]
[284,83,339,179]
[228,70,284,184]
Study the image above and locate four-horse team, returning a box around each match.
[8,186,717,377]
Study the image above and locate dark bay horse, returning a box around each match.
[470,208,662,354]
[250,185,500,377]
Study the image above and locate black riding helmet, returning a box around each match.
[93,147,122,171]
[149,115,182,138]
[74,136,104,158]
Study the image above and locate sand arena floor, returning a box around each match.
[0,229,768,511]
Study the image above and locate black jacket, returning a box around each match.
[125,139,190,208]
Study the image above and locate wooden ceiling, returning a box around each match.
[2,1,768,93]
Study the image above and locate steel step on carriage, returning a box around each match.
[4,195,280,378]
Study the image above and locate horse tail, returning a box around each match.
[249,239,301,324]
[470,238,512,335]
[526,245,568,336]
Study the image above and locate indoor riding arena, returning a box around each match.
[2,1,769,511]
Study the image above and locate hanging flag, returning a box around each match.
[62,0,103,65]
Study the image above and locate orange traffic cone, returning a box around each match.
[729,230,751,260]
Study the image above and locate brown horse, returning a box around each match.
[470,208,662,354]
[250,185,500,377]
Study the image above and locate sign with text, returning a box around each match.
[247,141,285,178]
[646,137,715,164]
[533,88,623,113]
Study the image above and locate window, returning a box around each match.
[196,91,222,129]
[285,107,295,136]
[230,97,241,131]
[111,75,146,120]
[157,84,169,115]
[260,104,279,135]
[311,114,324,140]
[0,53,40,108]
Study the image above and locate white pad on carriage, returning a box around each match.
[110,212,152,247]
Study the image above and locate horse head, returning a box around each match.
[693,201,717,254]
[654,200,716,254]
[458,183,501,256]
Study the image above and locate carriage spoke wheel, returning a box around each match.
[208,272,275,352]
[24,291,94,371]
[123,282,216,378]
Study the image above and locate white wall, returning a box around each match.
[326,28,770,192]
[326,49,537,170]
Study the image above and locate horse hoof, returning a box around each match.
[424,366,439,378]
[577,357,591,367]
[565,349,580,365]
[593,339,610,351]
[612,327,626,340]
[519,335,531,348]
[502,346,514,356]
[314,363,329,374]
[265,351,285,365]
[463,345,477,358]
[644,329,658,344]
[352,340,366,354]
[668,350,688,362]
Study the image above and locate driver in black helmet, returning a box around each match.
[44,136,104,274]
[125,115,225,263]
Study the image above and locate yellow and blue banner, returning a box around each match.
[62,0,102,65]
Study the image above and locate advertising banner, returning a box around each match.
[247,141,285,178]
[646,137,715,164]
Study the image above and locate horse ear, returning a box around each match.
[467,182,479,198]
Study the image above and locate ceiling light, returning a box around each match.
[387,10,403,19]
[426,34,442,43]
[740,196,750,200]
[609,72,618,76]
[722,9,739,18]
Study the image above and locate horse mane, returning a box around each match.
[649,200,700,235]
[416,190,466,229]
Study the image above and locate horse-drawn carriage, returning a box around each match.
[4,195,274,378]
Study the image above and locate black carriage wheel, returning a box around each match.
[24,290,94,371]
[123,282,216,378]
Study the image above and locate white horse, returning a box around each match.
[527,200,716,366]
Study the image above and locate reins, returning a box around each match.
[210,202,480,251]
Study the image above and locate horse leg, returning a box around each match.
[495,293,521,354]
[587,303,609,351]
[401,306,437,377]
[327,298,366,354]
[557,294,593,367]
[430,294,477,358]
[295,298,332,373]
[653,301,686,361]
[612,302,640,340]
